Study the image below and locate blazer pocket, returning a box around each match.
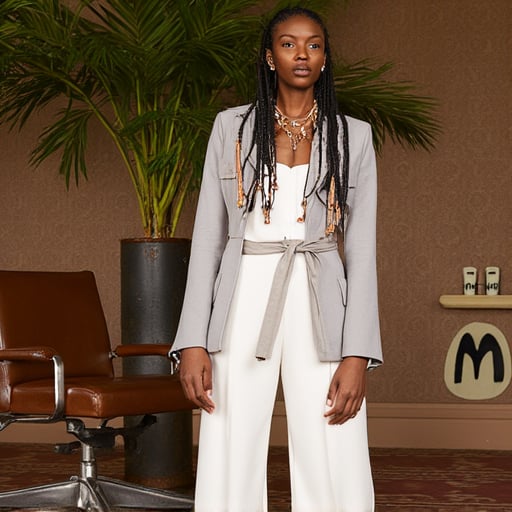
[317,275,346,355]
[212,272,223,303]
[219,161,236,180]
[337,276,347,307]
[218,162,238,205]
[346,185,356,207]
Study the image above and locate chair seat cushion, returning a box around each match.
[9,374,193,418]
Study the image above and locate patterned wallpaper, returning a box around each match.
[0,0,511,404]
[334,0,512,403]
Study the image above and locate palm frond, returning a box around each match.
[334,61,441,152]
[31,108,92,187]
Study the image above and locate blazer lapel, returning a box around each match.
[236,108,257,192]
[307,123,328,191]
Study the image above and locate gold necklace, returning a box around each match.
[274,100,318,150]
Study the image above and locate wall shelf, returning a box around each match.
[439,295,512,309]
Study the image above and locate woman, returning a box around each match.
[173,7,383,511]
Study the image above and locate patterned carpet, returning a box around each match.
[1,443,512,511]
[371,449,512,511]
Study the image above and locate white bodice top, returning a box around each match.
[245,163,308,242]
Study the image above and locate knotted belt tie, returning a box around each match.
[242,237,338,360]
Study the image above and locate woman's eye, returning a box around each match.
[309,43,321,50]
[282,42,294,48]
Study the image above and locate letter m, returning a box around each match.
[454,333,504,383]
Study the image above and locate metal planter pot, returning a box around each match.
[121,238,192,489]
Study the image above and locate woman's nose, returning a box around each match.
[295,46,307,60]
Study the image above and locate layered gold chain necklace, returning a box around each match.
[274,100,318,150]
[272,100,320,224]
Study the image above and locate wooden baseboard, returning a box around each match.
[3,403,512,450]
[366,402,512,450]
[194,401,512,449]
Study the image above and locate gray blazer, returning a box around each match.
[173,105,382,365]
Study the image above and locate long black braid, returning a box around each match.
[237,7,349,234]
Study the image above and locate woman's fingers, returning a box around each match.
[179,347,215,413]
[325,393,363,425]
[324,356,367,425]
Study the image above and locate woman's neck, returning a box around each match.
[275,89,315,119]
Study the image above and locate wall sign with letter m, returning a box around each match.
[445,322,511,400]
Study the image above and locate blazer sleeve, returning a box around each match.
[341,122,383,368]
[172,113,229,351]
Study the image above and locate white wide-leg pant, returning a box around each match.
[194,253,374,512]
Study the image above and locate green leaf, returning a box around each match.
[334,61,441,152]
[31,108,92,187]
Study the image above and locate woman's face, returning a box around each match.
[267,14,326,93]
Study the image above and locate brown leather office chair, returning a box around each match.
[0,270,194,511]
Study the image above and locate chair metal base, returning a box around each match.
[0,474,193,511]
[0,417,193,510]
[0,418,193,511]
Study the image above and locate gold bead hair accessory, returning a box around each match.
[236,137,244,208]
[325,175,341,235]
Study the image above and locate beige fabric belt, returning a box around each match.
[242,237,338,360]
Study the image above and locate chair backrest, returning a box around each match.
[0,270,114,407]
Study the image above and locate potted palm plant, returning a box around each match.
[0,0,439,489]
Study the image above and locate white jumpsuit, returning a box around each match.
[194,163,374,512]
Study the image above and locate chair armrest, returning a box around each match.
[0,347,65,429]
[111,344,173,358]
[0,346,58,362]
[110,344,181,374]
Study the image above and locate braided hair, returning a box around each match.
[237,7,349,235]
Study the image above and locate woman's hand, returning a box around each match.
[179,347,215,413]
[324,356,367,425]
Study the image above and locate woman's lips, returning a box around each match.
[293,67,311,76]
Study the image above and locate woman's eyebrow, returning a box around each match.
[277,33,323,39]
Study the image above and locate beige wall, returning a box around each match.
[335,0,512,405]
[1,0,512,446]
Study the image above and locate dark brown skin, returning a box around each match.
[179,347,214,414]
[179,15,368,425]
